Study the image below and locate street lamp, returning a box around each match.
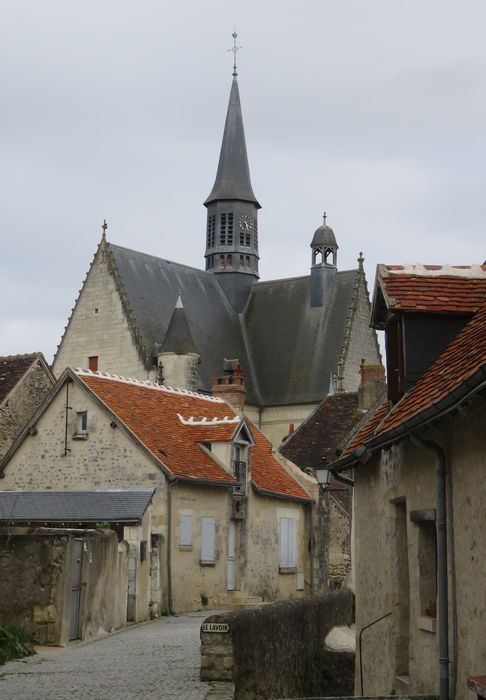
[315,461,332,489]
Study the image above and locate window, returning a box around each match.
[201,516,216,564]
[245,233,251,247]
[179,514,193,548]
[279,517,297,569]
[254,219,258,249]
[227,213,234,245]
[418,521,437,617]
[76,411,88,435]
[220,213,227,246]
[207,215,216,248]
[88,356,98,371]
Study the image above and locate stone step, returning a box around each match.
[225,593,263,609]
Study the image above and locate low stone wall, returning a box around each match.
[201,590,355,700]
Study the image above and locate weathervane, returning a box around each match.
[228,30,242,77]
[323,212,327,225]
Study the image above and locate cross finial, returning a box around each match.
[228,30,242,77]
[101,219,108,238]
[323,211,327,225]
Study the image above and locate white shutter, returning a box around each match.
[201,517,215,562]
[180,514,192,546]
[279,517,297,568]
[279,517,289,567]
[289,518,297,568]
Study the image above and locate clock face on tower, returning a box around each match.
[239,214,253,232]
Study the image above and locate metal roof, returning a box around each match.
[0,489,155,523]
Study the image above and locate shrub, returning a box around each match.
[0,625,35,665]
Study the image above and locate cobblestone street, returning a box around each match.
[0,612,231,700]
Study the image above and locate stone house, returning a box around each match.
[0,367,317,614]
[0,489,154,644]
[330,263,486,700]
[0,353,55,460]
[52,67,380,447]
[280,362,385,588]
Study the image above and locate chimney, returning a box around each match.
[212,359,246,414]
[358,360,386,410]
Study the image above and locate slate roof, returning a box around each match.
[107,243,359,406]
[373,264,486,327]
[0,353,51,406]
[0,489,154,523]
[204,77,260,207]
[280,393,361,469]
[76,370,310,501]
[336,297,486,466]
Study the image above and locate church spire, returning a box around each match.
[203,32,261,313]
[204,74,260,207]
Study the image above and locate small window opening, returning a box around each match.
[76,411,88,435]
[418,521,437,617]
[227,213,234,245]
[94,308,99,314]
[239,255,244,266]
[245,233,251,247]
[219,255,225,267]
[245,256,250,267]
[88,356,98,371]
[221,213,227,246]
[227,254,232,266]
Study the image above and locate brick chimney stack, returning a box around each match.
[358,360,386,410]
[212,359,246,414]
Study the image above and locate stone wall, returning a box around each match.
[201,590,355,700]
[0,528,123,645]
[340,271,381,393]
[353,399,486,700]
[53,242,149,379]
[0,360,54,460]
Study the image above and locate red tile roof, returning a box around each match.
[340,399,389,459]
[0,353,49,405]
[378,264,486,314]
[76,371,310,500]
[339,298,486,461]
[248,422,310,501]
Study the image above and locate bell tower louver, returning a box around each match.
[204,34,261,312]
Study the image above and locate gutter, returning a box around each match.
[167,478,177,614]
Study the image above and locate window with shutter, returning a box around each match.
[179,514,193,548]
[201,516,216,564]
[279,517,297,570]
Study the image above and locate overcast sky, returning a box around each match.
[1,1,485,362]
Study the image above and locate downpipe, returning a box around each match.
[410,434,449,700]
[167,479,177,615]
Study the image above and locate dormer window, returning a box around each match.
[231,423,254,495]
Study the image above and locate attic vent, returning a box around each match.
[221,213,227,245]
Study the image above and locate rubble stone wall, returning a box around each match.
[200,590,355,700]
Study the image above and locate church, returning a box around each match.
[53,58,380,446]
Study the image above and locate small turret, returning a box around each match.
[310,213,338,308]
[157,296,200,391]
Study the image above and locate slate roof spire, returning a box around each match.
[204,71,260,207]
[160,295,198,355]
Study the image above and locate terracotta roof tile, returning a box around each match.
[380,265,486,314]
[340,399,389,458]
[247,422,310,501]
[76,371,309,500]
[340,299,486,459]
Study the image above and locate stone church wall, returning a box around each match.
[341,274,381,392]
[0,361,54,461]
[53,246,148,380]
